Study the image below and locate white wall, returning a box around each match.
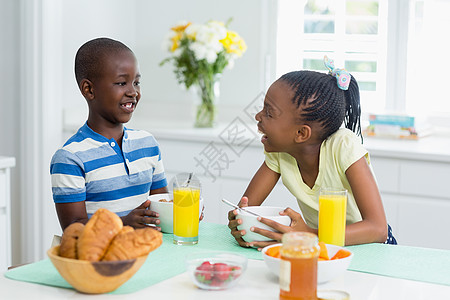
[0,0,21,265]
[61,0,276,127]
[60,0,138,124]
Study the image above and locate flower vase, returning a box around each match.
[194,76,220,128]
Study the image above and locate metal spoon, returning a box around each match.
[182,172,193,187]
[221,198,262,217]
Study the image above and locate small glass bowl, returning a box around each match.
[185,251,248,290]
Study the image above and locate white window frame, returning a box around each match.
[386,0,410,112]
[276,0,389,116]
[275,0,450,128]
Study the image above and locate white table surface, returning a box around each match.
[2,259,450,300]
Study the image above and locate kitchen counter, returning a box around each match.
[127,118,450,162]
[67,117,450,163]
[0,156,15,271]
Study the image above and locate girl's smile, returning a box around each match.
[257,124,268,143]
[260,134,268,144]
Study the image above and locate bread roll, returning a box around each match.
[119,225,134,235]
[59,222,85,259]
[102,227,162,261]
[77,208,123,261]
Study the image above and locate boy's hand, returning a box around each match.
[121,200,161,230]
[227,196,251,247]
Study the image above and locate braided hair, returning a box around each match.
[279,70,362,142]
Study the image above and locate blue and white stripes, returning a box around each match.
[50,123,167,217]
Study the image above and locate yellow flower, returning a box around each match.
[160,19,247,88]
[171,22,191,33]
[220,30,247,57]
[170,33,182,52]
[169,22,191,51]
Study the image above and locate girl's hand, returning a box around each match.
[249,208,313,250]
[280,208,310,232]
[227,196,252,248]
[121,200,161,230]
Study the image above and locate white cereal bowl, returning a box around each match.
[148,193,204,234]
[261,243,353,284]
[236,206,291,243]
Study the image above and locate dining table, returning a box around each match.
[3,222,450,300]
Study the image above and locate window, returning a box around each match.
[277,0,388,114]
[276,0,450,124]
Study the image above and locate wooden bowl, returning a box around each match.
[47,245,148,294]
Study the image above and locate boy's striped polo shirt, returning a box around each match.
[50,123,167,218]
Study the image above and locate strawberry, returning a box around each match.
[198,261,214,272]
[195,261,214,282]
[210,277,224,287]
[229,265,242,279]
[213,263,233,281]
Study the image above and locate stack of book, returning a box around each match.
[363,114,432,140]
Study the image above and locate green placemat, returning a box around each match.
[346,243,450,286]
[4,222,261,294]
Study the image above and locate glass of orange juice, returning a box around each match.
[173,173,201,245]
[318,188,347,246]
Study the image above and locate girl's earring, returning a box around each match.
[296,125,311,142]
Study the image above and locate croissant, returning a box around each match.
[77,208,123,261]
[102,227,162,261]
[59,222,85,259]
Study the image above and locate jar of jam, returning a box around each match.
[279,232,319,300]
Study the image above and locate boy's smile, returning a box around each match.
[120,100,137,113]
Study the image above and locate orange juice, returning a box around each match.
[318,190,347,246]
[173,187,200,244]
[279,232,319,300]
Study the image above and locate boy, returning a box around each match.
[50,38,168,230]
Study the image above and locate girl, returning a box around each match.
[228,56,396,249]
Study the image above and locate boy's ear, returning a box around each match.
[295,125,312,143]
[80,79,95,100]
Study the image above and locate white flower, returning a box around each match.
[195,25,224,52]
[190,42,208,60]
[207,21,227,39]
[190,41,219,64]
[191,42,217,64]
[204,48,218,64]
[185,23,201,38]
